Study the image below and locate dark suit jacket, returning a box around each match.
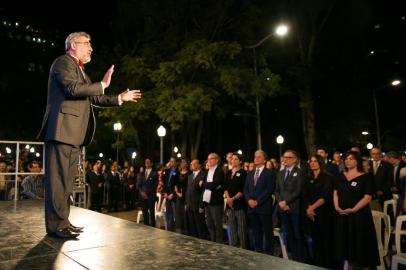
[243,167,275,215]
[162,168,180,202]
[202,166,224,206]
[369,160,393,201]
[394,161,406,191]
[137,170,157,200]
[37,54,119,146]
[275,166,305,214]
[185,171,206,211]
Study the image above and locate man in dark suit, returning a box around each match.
[244,150,276,254]
[185,159,207,239]
[202,153,225,243]
[386,151,406,215]
[137,158,158,227]
[37,32,141,238]
[275,150,306,262]
[369,147,393,206]
[316,147,339,176]
[162,157,180,231]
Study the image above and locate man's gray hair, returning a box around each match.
[254,150,268,160]
[209,153,221,165]
[65,32,90,51]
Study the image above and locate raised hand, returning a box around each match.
[120,89,142,103]
[101,65,115,89]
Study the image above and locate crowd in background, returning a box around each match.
[1,146,406,269]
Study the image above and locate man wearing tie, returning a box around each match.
[137,158,158,227]
[369,148,393,206]
[275,150,306,262]
[243,150,276,254]
[37,32,142,238]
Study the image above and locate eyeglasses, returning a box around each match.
[283,156,296,159]
[74,41,92,47]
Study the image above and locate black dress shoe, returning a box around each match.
[69,224,84,233]
[48,228,79,239]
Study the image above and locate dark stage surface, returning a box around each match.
[0,200,323,270]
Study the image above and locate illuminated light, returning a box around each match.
[391,80,401,86]
[25,145,30,149]
[275,24,288,36]
[113,122,122,131]
[30,147,35,153]
[35,153,40,157]
[173,147,179,153]
[276,135,284,144]
[370,51,375,55]
[176,153,182,158]
[157,125,166,137]
[366,143,373,150]
[6,147,12,154]
[361,131,369,135]
[237,149,243,155]
[132,152,137,159]
[99,153,104,158]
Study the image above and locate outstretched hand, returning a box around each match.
[102,65,115,89]
[120,89,142,103]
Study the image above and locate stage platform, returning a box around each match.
[0,200,324,270]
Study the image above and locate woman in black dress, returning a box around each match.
[334,151,379,269]
[86,161,104,212]
[302,154,333,268]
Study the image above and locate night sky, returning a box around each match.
[0,1,405,162]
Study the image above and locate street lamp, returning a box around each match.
[113,122,122,163]
[361,131,369,135]
[372,79,401,148]
[367,143,374,150]
[237,149,243,155]
[276,135,284,158]
[157,125,166,165]
[246,23,289,150]
[173,146,179,153]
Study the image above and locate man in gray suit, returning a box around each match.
[275,150,306,262]
[37,32,141,238]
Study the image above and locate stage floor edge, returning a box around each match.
[0,200,324,270]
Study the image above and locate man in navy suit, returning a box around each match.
[37,32,141,238]
[275,150,306,262]
[137,158,158,227]
[244,150,276,254]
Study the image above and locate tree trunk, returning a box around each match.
[299,86,316,157]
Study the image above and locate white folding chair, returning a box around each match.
[273,227,288,259]
[372,210,391,270]
[155,193,167,229]
[384,198,398,251]
[391,215,406,270]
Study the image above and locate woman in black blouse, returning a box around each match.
[302,154,333,268]
[224,153,248,248]
[334,151,379,269]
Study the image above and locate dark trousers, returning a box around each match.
[187,209,207,239]
[141,197,156,227]
[90,189,102,212]
[281,212,306,262]
[205,204,224,243]
[248,212,273,254]
[165,200,176,231]
[44,142,80,233]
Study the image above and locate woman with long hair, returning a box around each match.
[302,154,333,268]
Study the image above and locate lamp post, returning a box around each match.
[372,79,401,148]
[246,24,289,150]
[157,125,166,165]
[276,135,284,158]
[367,142,374,150]
[113,122,122,163]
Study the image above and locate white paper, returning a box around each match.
[202,189,212,203]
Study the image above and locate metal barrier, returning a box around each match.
[0,140,86,207]
[0,140,45,200]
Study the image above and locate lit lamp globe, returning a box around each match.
[157,125,166,137]
[276,135,284,145]
[366,143,374,150]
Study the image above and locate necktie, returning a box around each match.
[373,161,378,175]
[284,170,290,182]
[254,169,260,186]
[78,60,85,70]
